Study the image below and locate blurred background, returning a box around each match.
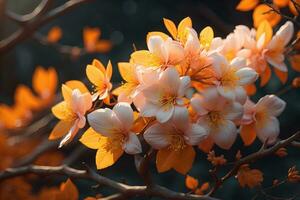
[0,0,299,199]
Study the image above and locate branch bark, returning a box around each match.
[0,165,219,200]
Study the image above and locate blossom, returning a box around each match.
[211,53,258,103]
[131,35,184,68]
[86,59,112,102]
[50,84,92,147]
[83,27,112,53]
[144,107,207,174]
[82,102,142,169]
[134,67,190,123]
[240,95,286,145]
[191,88,243,149]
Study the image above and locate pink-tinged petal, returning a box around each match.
[171,106,189,131]
[141,84,162,103]
[159,67,180,95]
[165,39,185,64]
[211,53,228,78]
[185,124,208,146]
[117,92,133,104]
[77,115,86,128]
[144,123,170,149]
[230,57,247,69]
[275,21,294,46]
[70,89,92,116]
[59,121,79,148]
[156,104,174,123]
[177,76,191,97]
[202,88,227,111]
[190,94,209,116]
[255,116,279,145]
[123,132,142,154]
[217,86,235,101]
[224,102,243,121]
[210,37,223,51]
[113,102,134,131]
[211,120,237,149]
[88,108,121,137]
[184,28,200,54]
[136,66,159,86]
[147,36,166,59]
[255,95,286,116]
[235,86,247,104]
[236,67,258,85]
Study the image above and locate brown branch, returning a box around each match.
[0,165,219,200]
[0,0,94,54]
[5,0,53,24]
[209,131,300,196]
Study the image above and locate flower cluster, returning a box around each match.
[51,17,293,174]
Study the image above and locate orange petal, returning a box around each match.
[236,0,259,11]
[86,64,105,87]
[106,60,113,80]
[61,84,72,104]
[51,102,75,121]
[198,137,214,153]
[177,17,192,43]
[47,26,62,43]
[118,62,137,83]
[240,123,256,146]
[49,120,73,140]
[66,80,89,93]
[130,50,162,67]
[290,54,300,72]
[253,4,281,27]
[274,68,288,84]
[289,0,299,16]
[256,20,273,46]
[14,85,41,110]
[185,175,199,190]
[80,127,102,149]
[274,0,289,7]
[244,84,257,96]
[173,146,195,174]
[95,40,112,53]
[199,26,214,49]
[260,64,272,86]
[59,179,79,200]
[92,59,106,73]
[163,18,178,39]
[96,138,124,169]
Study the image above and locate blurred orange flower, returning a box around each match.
[47,26,63,43]
[83,27,112,53]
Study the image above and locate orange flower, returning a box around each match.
[47,26,62,43]
[185,175,199,190]
[83,27,112,53]
[237,164,263,188]
[253,4,281,28]
[207,151,227,166]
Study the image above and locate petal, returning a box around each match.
[255,95,286,116]
[177,76,191,96]
[52,101,74,121]
[96,139,124,169]
[190,95,209,116]
[230,57,247,69]
[240,123,256,146]
[66,80,89,94]
[59,122,79,148]
[156,104,174,123]
[172,145,195,175]
[165,39,185,64]
[88,108,121,137]
[163,18,177,39]
[217,86,236,101]
[255,116,279,144]
[122,132,142,154]
[113,102,134,131]
[236,67,258,85]
[275,21,294,46]
[118,62,137,83]
[236,0,259,11]
[224,102,244,121]
[106,60,113,80]
[49,120,73,140]
[86,64,104,87]
[211,120,237,149]
[159,67,180,95]
[171,106,190,131]
[80,127,102,149]
[235,86,247,104]
[185,124,208,146]
[144,123,170,149]
[147,35,166,60]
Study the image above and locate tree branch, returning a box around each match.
[0,165,219,200]
[0,0,94,54]
[209,131,300,195]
